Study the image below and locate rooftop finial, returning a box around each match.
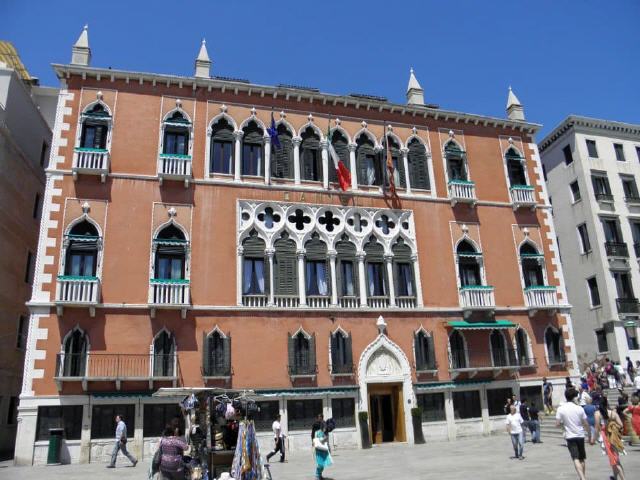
[406,67,424,106]
[71,24,91,66]
[506,86,525,121]
[194,38,211,78]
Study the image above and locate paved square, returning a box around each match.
[1,435,638,479]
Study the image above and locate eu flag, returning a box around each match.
[267,112,281,148]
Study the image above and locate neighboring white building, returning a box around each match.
[540,116,640,368]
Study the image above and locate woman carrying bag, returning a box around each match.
[595,397,626,480]
[312,429,333,480]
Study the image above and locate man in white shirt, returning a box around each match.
[634,372,640,394]
[555,388,589,480]
[266,414,285,463]
[505,405,524,459]
[107,415,137,468]
[578,387,591,407]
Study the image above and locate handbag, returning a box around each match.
[120,434,128,445]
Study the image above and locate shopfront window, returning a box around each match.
[91,404,135,439]
[143,404,183,437]
[416,393,445,422]
[627,326,639,350]
[287,399,322,431]
[331,398,355,428]
[36,406,83,441]
[452,391,481,419]
[254,401,280,432]
[487,388,512,416]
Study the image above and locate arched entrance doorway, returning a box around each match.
[358,333,414,445]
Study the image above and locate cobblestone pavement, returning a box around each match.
[1,435,639,479]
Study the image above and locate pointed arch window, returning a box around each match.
[153,330,176,377]
[203,330,231,377]
[65,220,99,278]
[445,141,467,181]
[520,243,544,287]
[456,240,482,287]
[330,330,353,374]
[449,330,467,369]
[545,327,565,365]
[241,120,264,176]
[408,138,431,190]
[242,230,267,296]
[80,103,110,150]
[154,224,187,281]
[329,130,349,184]
[61,329,88,377]
[515,328,531,366]
[300,126,322,182]
[364,237,386,298]
[288,331,316,376]
[382,136,405,188]
[336,237,358,300]
[274,233,298,298]
[272,124,294,179]
[505,147,527,186]
[305,234,329,297]
[415,330,436,371]
[392,238,415,299]
[490,330,509,367]
[356,135,382,186]
[210,117,235,174]
[162,111,191,156]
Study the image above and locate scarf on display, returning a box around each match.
[231,421,262,480]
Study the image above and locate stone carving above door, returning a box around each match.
[366,347,401,377]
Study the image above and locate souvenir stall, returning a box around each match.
[153,387,264,480]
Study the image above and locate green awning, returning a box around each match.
[447,320,516,330]
[93,392,153,399]
[415,379,492,391]
[624,320,638,327]
[256,386,359,397]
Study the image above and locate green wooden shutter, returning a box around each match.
[414,333,422,367]
[364,238,384,262]
[330,133,349,184]
[356,138,375,186]
[287,334,294,375]
[345,334,353,369]
[273,127,293,179]
[309,334,316,374]
[427,334,436,369]
[336,240,358,297]
[330,333,337,367]
[274,238,297,295]
[408,140,430,190]
[202,331,210,376]
[222,335,231,376]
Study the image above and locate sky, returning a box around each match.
[2,0,639,138]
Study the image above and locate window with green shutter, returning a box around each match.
[356,135,382,186]
[210,118,235,175]
[242,120,264,176]
[305,234,329,296]
[382,136,405,188]
[272,124,294,179]
[242,230,268,295]
[414,330,435,371]
[203,330,231,377]
[392,238,415,297]
[301,126,321,181]
[407,138,430,190]
[336,238,358,298]
[274,234,297,296]
[331,330,353,374]
[288,331,316,376]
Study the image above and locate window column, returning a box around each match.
[233,130,244,181]
[266,248,275,306]
[412,253,424,307]
[264,136,272,185]
[297,249,307,306]
[357,252,367,307]
[236,246,243,305]
[328,250,338,306]
[293,136,302,185]
[401,147,411,194]
[348,143,358,190]
[320,139,329,189]
[385,254,396,307]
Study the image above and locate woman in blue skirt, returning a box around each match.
[312,429,333,479]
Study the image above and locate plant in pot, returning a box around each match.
[358,411,372,449]
[411,407,426,444]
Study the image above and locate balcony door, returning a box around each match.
[613,271,634,299]
[602,219,622,244]
[490,330,508,367]
[153,331,175,377]
[449,330,467,369]
[62,329,87,377]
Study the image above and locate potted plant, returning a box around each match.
[411,407,426,444]
[358,411,372,449]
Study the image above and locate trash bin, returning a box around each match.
[47,428,65,465]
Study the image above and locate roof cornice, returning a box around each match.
[539,115,640,152]
[52,63,541,134]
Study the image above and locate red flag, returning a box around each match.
[327,124,351,191]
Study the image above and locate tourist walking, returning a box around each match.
[266,414,286,463]
[505,405,525,459]
[555,388,589,480]
[528,401,541,443]
[596,396,626,480]
[634,370,640,396]
[626,357,635,385]
[519,399,530,443]
[582,397,598,445]
[157,424,188,480]
[106,415,137,468]
[543,377,554,414]
[626,395,640,437]
[312,429,333,480]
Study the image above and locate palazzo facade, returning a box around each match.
[16,27,577,465]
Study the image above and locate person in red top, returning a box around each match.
[158,424,188,480]
[627,395,640,437]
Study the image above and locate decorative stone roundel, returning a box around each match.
[366,347,401,377]
[238,200,417,255]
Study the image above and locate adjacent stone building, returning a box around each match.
[16,27,577,465]
[540,116,640,367]
[0,41,55,458]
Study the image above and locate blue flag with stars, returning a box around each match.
[267,112,281,148]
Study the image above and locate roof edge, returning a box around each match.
[52,63,542,134]
[539,115,640,152]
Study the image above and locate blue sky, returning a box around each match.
[3,0,639,138]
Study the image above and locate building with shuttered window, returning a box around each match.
[16,27,577,465]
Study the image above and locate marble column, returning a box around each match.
[357,252,367,307]
[293,136,302,185]
[297,249,307,306]
[348,143,358,190]
[233,130,244,181]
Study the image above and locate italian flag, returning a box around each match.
[327,123,351,191]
